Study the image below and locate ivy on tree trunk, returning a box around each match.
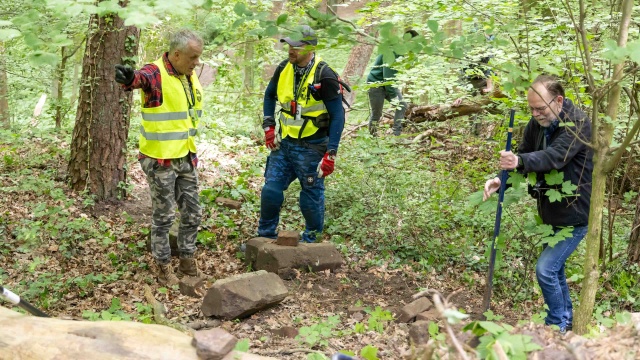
[68,9,139,201]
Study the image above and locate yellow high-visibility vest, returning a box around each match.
[276,57,328,139]
[139,58,204,159]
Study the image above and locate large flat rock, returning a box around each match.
[201,270,288,319]
[244,237,343,279]
[0,306,277,360]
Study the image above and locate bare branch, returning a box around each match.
[607,87,640,160]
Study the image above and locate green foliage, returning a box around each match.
[362,306,394,333]
[464,321,542,359]
[296,315,340,348]
[82,298,132,321]
[234,338,250,352]
[428,321,446,341]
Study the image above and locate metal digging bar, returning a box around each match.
[0,285,50,317]
[481,108,516,318]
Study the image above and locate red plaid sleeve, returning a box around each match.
[122,63,163,108]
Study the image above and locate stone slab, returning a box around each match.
[245,238,343,279]
[215,197,242,210]
[275,231,299,247]
[201,270,288,319]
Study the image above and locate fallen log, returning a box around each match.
[406,90,507,123]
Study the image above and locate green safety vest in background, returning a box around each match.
[139,58,204,159]
[276,57,328,139]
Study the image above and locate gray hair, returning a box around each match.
[532,74,565,98]
[169,29,203,53]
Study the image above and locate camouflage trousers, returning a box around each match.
[140,155,202,264]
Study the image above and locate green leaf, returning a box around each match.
[123,12,160,28]
[427,19,438,33]
[442,308,469,324]
[463,321,487,336]
[234,338,250,352]
[602,39,627,64]
[544,169,563,185]
[276,13,288,25]
[29,51,59,66]
[360,345,379,360]
[627,40,640,64]
[0,28,21,41]
[545,189,562,203]
[233,2,247,16]
[478,321,505,335]
[428,321,440,336]
[561,181,577,194]
[264,25,278,37]
[0,20,13,27]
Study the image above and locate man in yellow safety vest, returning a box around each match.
[258,25,346,243]
[115,29,205,285]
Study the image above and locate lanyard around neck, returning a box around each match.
[180,75,195,109]
[293,59,314,101]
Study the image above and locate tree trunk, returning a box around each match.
[0,42,9,128]
[54,46,68,129]
[629,192,640,264]
[340,28,376,118]
[574,0,632,335]
[321,0,338,14]
[243,41,255,93]
[68,9,139,201]
[406,90,506,122]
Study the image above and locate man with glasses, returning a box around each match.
[258,25,345,243]
[482,75,593,333]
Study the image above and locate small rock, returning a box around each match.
[270,326,298,339]
[396,297,433,323]
[416,308,439,322]
[179,276,205,298]
[192,327,237,360]
[276,231,299,247]
[216,197,242,210]
[408,320,430,345]
[347,306,367,315]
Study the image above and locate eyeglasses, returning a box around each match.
[529,97,559,113]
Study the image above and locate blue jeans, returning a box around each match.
[258,137,326,243]
[536,225,587,330]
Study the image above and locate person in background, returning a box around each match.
[114,29,205,286]
[258,25,345,243]
[483,75,593,333]
[366,30,419,136]
[451,56,494,135]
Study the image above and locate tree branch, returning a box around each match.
[606,87,640,163]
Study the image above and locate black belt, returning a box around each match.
[285,137,328,153]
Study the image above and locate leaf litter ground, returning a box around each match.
[0,132,638,359]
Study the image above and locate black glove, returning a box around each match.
[115,64,134,85]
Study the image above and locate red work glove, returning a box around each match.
[264,126,280,150]
[317,152,336,178]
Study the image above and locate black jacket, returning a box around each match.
[518,99,593,227]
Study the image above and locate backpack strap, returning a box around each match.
[312,61,352,108]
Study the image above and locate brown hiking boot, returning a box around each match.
[157,262,179,286]
[177,257,202,278]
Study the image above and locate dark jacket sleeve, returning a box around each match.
[519,118,590,174]
[325,96,345,152]
[262,60,287,127]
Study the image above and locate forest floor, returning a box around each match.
[1,122,638,360]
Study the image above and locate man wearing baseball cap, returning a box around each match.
[257,25,346,243]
